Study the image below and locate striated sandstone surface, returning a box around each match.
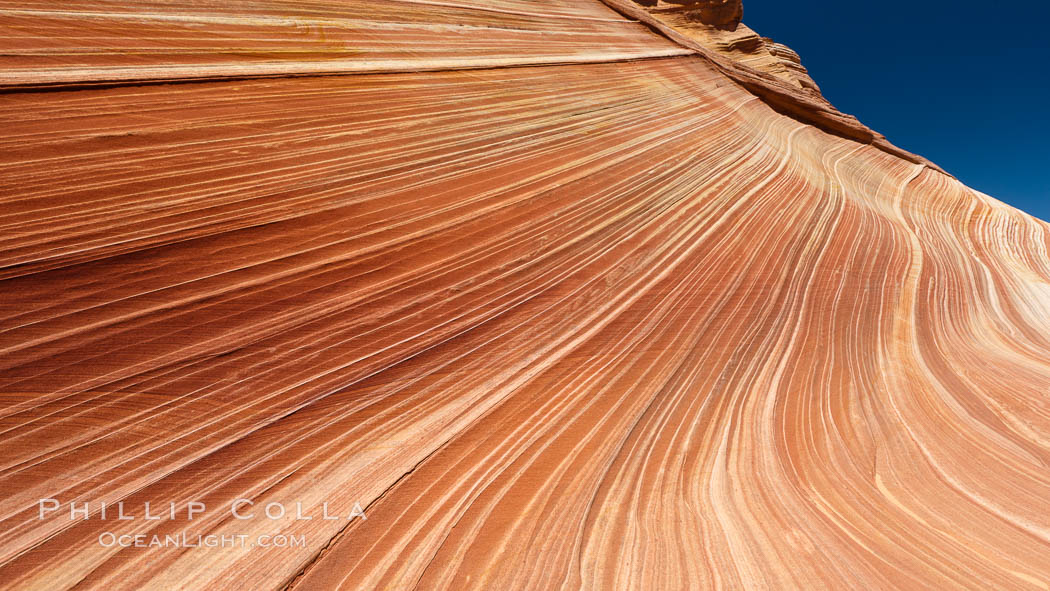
[629,0,823,96]
[1,1,1050,590]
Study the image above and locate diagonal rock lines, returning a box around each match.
[2,0,1050,589]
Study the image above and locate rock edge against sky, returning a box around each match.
[1,1,1049,589]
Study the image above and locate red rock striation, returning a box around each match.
[1,1,1049,590]
[624,0,819,93]
[635,0,744,30]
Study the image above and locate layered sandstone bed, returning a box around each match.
[1,1,1050,590]
[631,0,823,95]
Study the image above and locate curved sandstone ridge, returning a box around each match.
[629,0,821,94]
[1,1,1050,590]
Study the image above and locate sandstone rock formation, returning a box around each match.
[635,0,744,30]
[1,1,1049,590]
[627,0,822,96]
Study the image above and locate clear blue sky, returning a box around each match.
[745,1,1050,222]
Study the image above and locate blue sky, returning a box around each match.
[745,1,1050,222]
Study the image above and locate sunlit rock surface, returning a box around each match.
[630,0,823,95]
[1,1,1050,589]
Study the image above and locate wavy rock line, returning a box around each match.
[1,1,1049,589]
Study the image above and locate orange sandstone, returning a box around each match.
[0,1,1048,590]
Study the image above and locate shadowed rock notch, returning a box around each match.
[1,0,1049,590]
